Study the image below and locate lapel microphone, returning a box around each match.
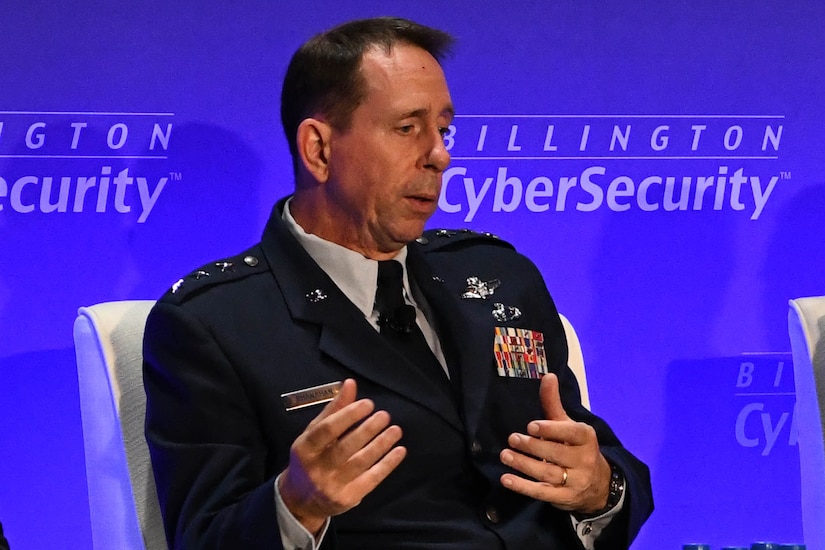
[379,304,417,335]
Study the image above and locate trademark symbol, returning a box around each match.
[780,171,791,180]
[169,171,182,181]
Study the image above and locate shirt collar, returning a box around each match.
[281,198,412,317]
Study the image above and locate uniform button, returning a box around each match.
[470,440,482,456]
[581,523,592,536]
[485,507,500,524]
[243,255,259,267]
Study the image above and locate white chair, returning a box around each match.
[560,313,590,410]
[788,296,825,550]
[73,300,168,550]
[72,300,586,550]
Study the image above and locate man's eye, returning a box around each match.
[438,127,449,137]
[398,125,414,134]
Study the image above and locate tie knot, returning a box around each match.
[377,260,404,289]
[376,260,405,311]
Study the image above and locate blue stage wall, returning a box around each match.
[1,2,823,548]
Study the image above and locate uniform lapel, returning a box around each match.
[259,204,463,431]
[407,245,496,439]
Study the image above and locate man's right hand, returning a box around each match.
[277,378,407,535]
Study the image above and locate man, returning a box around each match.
[144,17,653,549]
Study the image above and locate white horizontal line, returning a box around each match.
[454,114,785,119]
[450,156,780,161]
[734,392,796,397]
[0,111,174,116]
[0,154,168,159]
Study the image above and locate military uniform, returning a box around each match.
[143,198,653,549]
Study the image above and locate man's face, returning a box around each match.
[322,43,454,258]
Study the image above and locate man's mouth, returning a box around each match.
[407,194,436,203]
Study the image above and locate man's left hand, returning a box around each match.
[499,373,611,514]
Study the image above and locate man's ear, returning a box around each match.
[296,118,332,183]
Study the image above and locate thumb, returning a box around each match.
[540,373,569,421]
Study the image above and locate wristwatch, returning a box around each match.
[575,461,625,519]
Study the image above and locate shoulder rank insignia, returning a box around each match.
[416,228,514,252]
[163,247,266,301]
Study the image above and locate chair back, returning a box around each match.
[788,296,825,550]
[560,313,590,410]
[74,300,168,550]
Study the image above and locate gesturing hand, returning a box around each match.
[278,379,407,534]
[499,373,611,514]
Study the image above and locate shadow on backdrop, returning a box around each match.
[125,122,264,301]
[761,182,825,350]
[588,199,736,549]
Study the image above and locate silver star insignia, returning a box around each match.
[171,278,185,294]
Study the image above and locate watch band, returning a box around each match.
[574,461,625,519]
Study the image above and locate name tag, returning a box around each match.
[281,381,343,411]
[493,327,548,379]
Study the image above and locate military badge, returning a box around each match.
[493,327,548,379]
[461,276,501,299]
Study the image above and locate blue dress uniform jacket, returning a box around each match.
[143,199,653,550]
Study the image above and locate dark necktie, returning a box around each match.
[375,260,449,383]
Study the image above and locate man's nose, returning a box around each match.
[424,129,451,172]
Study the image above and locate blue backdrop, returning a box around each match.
[1,2,823,548]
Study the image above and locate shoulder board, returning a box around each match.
[160,245,269,305]
[414,228,515,252]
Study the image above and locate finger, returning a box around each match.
[301,398,376,453]
[341,441,408,505]
[540,373,570,421]
[526,419,593,446]
[335,409,393,459]
[506,431,575,465]
[344,423,404,474]
[499,472,573,509]
[307,378,359,426]
[500,447,569,486]
[332,424,405,501]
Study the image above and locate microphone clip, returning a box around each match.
[378,304,417,335]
